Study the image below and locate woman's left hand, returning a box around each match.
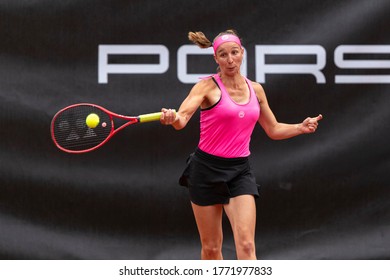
[300,114,323,133]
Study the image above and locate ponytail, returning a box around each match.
[188,29,241,49]
[188,31,213,49]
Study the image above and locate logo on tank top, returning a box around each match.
[238,111,245,118]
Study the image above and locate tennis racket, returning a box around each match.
[51,103,171,153]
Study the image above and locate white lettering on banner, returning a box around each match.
[255,45,326,83]
[98,44,390,84]
[98,45,169,84]
[177,45,247,83]
[334,45,390,84]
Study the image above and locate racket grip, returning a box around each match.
[139,112,162,123]
[139,110,176,123]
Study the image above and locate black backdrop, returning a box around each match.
[1,0,389,259]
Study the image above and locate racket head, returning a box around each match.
[51,103,117,153]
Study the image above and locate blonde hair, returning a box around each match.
[188,29,241,49]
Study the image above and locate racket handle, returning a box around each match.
[138,112,162,123]
[138,110,176,123]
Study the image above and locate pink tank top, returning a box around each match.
[198,74,260,158]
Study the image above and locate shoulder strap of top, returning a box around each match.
[243,77,260,104]
[243,77,254,94]
[212,74,227,94]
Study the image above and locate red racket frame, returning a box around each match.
[50,103,161,154]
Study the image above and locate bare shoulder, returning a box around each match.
[250,80,266,101]
[190,76,220,108]
[192,76,218,93]
[250,80,265,93]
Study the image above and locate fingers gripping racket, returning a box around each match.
[51,103,170,153]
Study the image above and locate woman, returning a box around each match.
[160,30,323,260]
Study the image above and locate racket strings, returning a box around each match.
[52,105,112,151]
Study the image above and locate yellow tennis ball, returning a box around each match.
[86,113,100,128]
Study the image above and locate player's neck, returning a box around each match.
[219,73,245,89]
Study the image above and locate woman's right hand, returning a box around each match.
[160,108,177,125]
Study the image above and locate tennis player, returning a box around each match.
[160,29,323,260]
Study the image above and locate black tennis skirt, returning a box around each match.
[179,148,260,206]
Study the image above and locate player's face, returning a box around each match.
[214,42,244,76]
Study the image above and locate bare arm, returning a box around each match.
[160,79,214,130]
[254,82,323,140]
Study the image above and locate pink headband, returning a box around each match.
[213,34,242,53]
